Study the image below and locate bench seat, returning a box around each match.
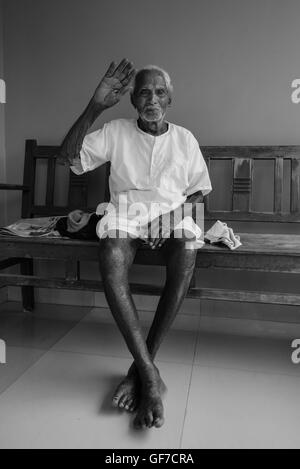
[1,233,299,306]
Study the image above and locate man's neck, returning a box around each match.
[137,118,168,136]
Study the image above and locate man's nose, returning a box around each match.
[147,92,158,104]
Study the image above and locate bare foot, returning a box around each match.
[133,369,167,430]
[112,364,140,412]
[112,363,166,414]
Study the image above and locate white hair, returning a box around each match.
[131,65,174,96]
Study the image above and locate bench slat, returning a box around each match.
[0,184,30,191]
[274,157,284,213]
[233,158,252,212]
[21,140,37,218]
[291,158,300,213]
[45,158,56,207]
[0,258,23,269]
[0,274,299,306]
[202,146,300,159]
[1,233,299,255]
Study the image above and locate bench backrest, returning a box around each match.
[203,146,300,223]
[23,140,300,224]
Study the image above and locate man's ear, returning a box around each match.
[168,95,172,107]
[130,93,136,109]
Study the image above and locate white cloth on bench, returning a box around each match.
[205,220,242,250]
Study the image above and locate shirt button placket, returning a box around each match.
[150,137,156,184]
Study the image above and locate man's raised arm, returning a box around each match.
[57,59,135,167]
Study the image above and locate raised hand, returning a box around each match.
[93,59,136,109]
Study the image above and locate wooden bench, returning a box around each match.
[0,140,299,312]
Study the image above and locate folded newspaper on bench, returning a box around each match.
[204,220,242,250]
[0,217,63,238]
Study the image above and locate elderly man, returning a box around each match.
[58,59,212,430]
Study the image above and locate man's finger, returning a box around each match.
[157,238,166,249]
[119,77,135,96]
[147,238,155,249]
[120,62,134,79]
[119,73,136,95]
[121,68,136,86]
[114,58,130,77]
[153,237,162,248]
[104,61,116,78]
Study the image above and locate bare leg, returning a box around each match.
[99,232,165,429]
[115,237,197,413]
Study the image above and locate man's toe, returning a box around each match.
[118,395,127,409]
[153,417,164,428]
[153,408,164,428]
[125,398,133,411]
[112,395,121,408]
[129,399,137,412]
[145,411,154,428]
[124,398,133,411]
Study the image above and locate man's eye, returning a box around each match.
[140,90,149,96]
[157,89,167,96]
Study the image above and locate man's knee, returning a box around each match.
[98,234,137,270]
[166,237,197,273]
[166,236,198,255]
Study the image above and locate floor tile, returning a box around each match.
[0,302,90,350]
[0,346,45,394]
[0,351,191,449]
[84,305,200,332]
[200,299,300,325]
[181,365,300,449]
[8,283,94,307]
[94,292,201,316]
[199,315,300,341]
[53,311,198,364]
[194,331,300,376]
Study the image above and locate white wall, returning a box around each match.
[2,0,300,323]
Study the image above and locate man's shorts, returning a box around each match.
[96,214,204,249]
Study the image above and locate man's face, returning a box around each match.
[132,71,171,123]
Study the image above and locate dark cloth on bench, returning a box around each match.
[55,213,102,241]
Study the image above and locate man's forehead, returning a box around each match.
[136,71,167,89]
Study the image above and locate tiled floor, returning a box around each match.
[0,301,300,449]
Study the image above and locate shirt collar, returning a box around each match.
[135,119,171,138]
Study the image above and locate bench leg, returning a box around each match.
[21,259,35,312]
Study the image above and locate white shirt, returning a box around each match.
[71,118,212,243]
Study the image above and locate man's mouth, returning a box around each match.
[144,106,160,111]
